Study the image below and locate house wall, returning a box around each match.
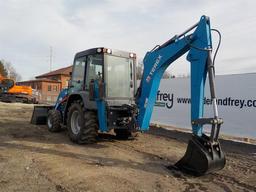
[18,81,61,104]
[19,81,42,90]
[40,82,61,103]
[19,68,71,104]
[60,75,70,89]
[37,74,70,89]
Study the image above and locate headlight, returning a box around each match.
[103,48,112,54]
[129,53,136,58]
[106,48,112,54]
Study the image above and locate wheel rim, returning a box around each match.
[71,110,81,135]
[47,116,52,128]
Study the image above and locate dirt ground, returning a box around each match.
[0,102,255,192]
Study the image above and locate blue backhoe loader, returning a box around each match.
[31,15,225,176]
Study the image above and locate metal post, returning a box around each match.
[50,46,53,71]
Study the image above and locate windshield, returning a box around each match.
[105,55,134,98]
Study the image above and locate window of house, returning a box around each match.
[48,85,51,91]
[53,85,58,92]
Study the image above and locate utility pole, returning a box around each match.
[50,46,53,71]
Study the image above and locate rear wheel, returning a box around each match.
[67,101,97,144]
[47,109,62,132]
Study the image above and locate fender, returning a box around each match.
[63,92,88,125]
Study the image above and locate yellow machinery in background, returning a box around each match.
[0,74,36,103]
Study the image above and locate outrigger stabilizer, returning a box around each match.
[136,15,225,175]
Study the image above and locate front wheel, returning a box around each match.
[67,101,98,144]
[47,109,62,132]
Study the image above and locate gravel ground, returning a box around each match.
[0,102,255,192]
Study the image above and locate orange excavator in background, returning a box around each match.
[0,74,37,103]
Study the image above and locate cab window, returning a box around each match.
[85,54,103,90]
[71,57,86,91]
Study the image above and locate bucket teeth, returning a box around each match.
[173,134,225,176]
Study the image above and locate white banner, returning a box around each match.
[151,73,256,138]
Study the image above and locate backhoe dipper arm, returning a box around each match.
[136,15,225,175]
[137,15,211,135]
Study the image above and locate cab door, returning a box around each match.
[70,56,86,93]
[83,54,103,109]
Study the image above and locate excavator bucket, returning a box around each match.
[174,134,225,176]
[31,105,53,125]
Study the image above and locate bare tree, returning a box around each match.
[0,60,8,77]
[162,71,171,79]
[1,60,22,81]
[136,60,144,80]
[177,73,190,78]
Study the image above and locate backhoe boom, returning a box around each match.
[136,15,225,175]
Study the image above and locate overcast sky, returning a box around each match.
[0,0,256,80]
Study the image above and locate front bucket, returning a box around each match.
[31,105,53,125]
[174,134,225,176]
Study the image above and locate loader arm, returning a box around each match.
[136,15,225,175]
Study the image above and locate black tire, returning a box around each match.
[67,101,97,144]
[47,109,62,132]
[22,97,29,104]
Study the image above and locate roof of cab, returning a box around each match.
[74,47,136,59]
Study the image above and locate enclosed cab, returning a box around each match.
[70,47,137,106]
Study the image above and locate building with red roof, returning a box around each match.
[18,66,72,103]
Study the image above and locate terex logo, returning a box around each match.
[155,90,174,109]
[146,55,162,83]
